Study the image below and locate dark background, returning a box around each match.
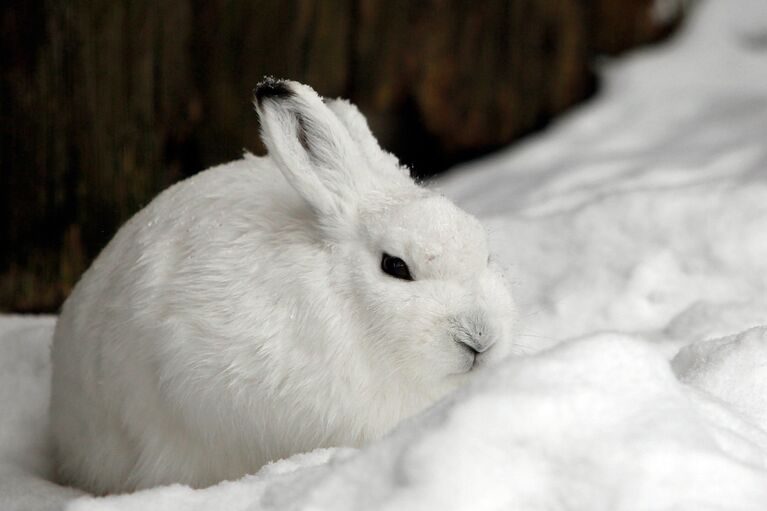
[1,0,682,312]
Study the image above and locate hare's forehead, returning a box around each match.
[369,196,488,271]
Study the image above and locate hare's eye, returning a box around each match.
[381,253,413,281]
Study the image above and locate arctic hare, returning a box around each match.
[50,78,516,493]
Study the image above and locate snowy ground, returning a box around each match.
[3,1,767,509]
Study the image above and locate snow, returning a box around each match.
[3,0,767,508]
[673,327,767,432]
[651,0,687,24]
[0,317,83,510]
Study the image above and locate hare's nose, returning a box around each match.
[458,339,484,356]
[451,312,495,353]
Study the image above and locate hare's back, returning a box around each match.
[58,154,310,344]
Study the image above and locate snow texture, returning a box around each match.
[3,0,767,508]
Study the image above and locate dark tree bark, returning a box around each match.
[0,0,681,312]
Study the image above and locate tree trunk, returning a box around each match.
[0,0,681,312]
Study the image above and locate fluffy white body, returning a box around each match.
[49,79,515,494]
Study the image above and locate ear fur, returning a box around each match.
[255,78,378,219]
[324,98,409,179]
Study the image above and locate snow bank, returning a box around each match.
[0,317,83,511]
[3,0,767,509]
[439,0,767,352]
[673,327,767,433]
[6,324,767,510]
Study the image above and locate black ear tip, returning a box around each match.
[254,77,294,105]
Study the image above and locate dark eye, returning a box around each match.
[381,253,413,281]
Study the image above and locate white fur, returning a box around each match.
[49,80,516,494]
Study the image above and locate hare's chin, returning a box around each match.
[451,349,496,376]
[449,350,478,375]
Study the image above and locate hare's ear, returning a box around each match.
[324,99,409,179]
[255,78,374,219]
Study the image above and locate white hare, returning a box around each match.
[49,78,516,494]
